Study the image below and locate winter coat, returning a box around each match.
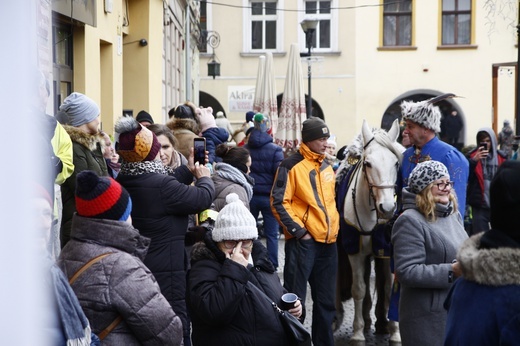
[201,127,229,164]
[271,143,339,242]
[444,232,520,345]
[245,129,284,196]
[215,114,234,140]
[58,215,183,346]
[187,235,290,346]
[466,128,507,208]
[392,188,468,346]
[60,126,108,246]
[166,118,201,160]
[498,124,515,158]
[116,163,214,343]
[211,163,254,211]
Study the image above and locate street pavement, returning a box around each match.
[261,235,396,346]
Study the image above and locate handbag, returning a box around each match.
[248,282,311,346]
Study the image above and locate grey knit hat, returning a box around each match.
[302,117,330,143]
[401,99,441,133]
[408,160,450,194]
[58,92,100,127]
[212,193,258,242]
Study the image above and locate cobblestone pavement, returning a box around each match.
[261,236,397,346]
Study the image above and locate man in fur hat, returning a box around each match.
[398,96,469,218]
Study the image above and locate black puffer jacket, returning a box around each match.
[187,235,289,346]
[58,215,183,345]
[117,165,214,344]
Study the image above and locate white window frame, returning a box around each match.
[243,0,284,53]
[299,0,338,53]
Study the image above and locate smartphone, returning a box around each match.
[479,142,488,150]
[194,138,206,165]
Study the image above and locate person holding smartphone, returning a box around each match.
[466,128,507,235]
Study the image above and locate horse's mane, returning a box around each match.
[336,127,404,177]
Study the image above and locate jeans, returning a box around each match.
[250,194,279,268]
[284,237,338,346]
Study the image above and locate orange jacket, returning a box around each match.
[270,143,339,243]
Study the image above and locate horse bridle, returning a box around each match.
[350,137,399,235]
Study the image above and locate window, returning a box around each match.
[52,20,73,112]
[442,0,471,45]
[383,0,412,46]
[251,1,278,50]
[303,1,331,49]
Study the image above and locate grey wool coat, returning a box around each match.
[392,188,468,346]
[58,215,184,346]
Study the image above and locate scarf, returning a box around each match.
[119,160,168,176]
[214,162,254,201]
[49,260,92,346]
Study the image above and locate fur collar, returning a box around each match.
[458,232,520,286]
[167,118,200,134]
[63,125,105,151]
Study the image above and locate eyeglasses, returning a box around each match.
[222,239,253,249]
[435,181,454,190]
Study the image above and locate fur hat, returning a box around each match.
[408,160,450,194]
[246,111,256,123]
[302,117,330,143]
[197,106,216,133]
[75,170,132,221]
[58,92,100,127]
[212,193,258,242]
[253,113,270,133]
[401,99,441,133]
[489,160,520,236]
[115,116,161,162]
[135,110,154,125]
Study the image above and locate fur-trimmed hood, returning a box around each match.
[458,232,520,286]
[166,117,200,135]
[63,125,105,151]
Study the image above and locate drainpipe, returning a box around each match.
[185,0,192,101]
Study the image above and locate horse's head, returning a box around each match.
[360,119,402,219]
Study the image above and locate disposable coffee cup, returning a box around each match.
[280,293,298,310]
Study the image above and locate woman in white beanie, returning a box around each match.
[187,193,303,346]
[391,160,467,346]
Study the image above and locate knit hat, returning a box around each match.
[504,119,510,126]
[197,106,217,132]
[135,110,154,125]
[302,117,330,143]
[401,99,441,133]
[216,111,225,118]
[489,160,520,235]
[327,135,337,149]
[253,113,270,133]
[115,116,161,162]
[246,111,256,123]
[408,160,450,194]
[75,170,132,221]
[58,92,100,127]
[212,193,258,242]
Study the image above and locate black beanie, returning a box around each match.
[174,105,196,120]
[302,117,330,143]
[489,160,520,241]
[136,110,154,125]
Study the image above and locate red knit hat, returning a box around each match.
[75,171,132,221]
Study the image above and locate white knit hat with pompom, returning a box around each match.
[212,193,258,242]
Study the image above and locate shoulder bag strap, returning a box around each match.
[68,252,122,340]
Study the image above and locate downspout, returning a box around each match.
[185,0,191,101]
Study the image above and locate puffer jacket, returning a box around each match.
[187,235,290,346]
[60,126,108,247]
[58,215,183,346]
[271,143,339,243]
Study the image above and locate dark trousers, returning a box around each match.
[283,237,337,346]
[250,194,279,268]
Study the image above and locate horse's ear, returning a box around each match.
[387,119,400,142]
[361,119,374,145]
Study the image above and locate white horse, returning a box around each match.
[339,119,403,344]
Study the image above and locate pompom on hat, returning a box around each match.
[115,116,161,162]
[75,170,132,221]
[58,92,100,127]
[301,117,330,143]
[408,160,450,194]
[212,193,258,242]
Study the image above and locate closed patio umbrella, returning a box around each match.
[253,52,278,136]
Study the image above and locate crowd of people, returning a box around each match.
[34,79,520,345]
